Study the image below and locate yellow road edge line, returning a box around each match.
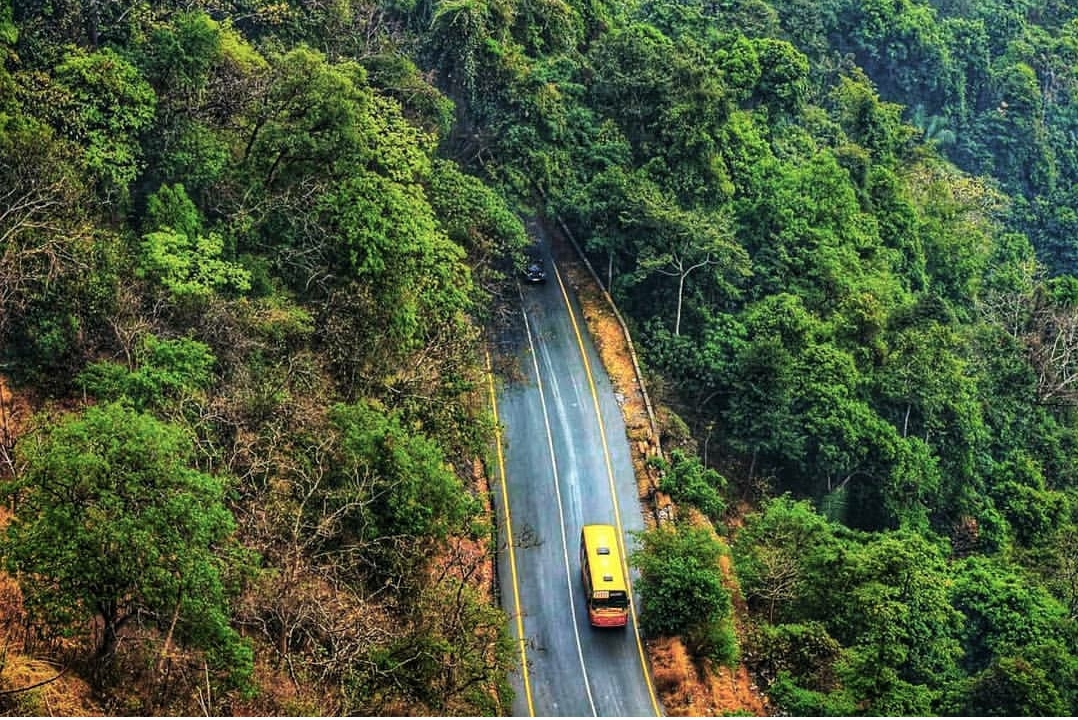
[485,348,536,717]
[551,263,664,717]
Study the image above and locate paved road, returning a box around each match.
[489,235,662,717]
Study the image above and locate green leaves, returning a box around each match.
[138,11,223,96]
[951,556,1068,672]
[961,656,1067,716]
[140,228,252,301]
[136,182,252,302]
[631,523,735,662]
[2,402,249,682]
[77,334,216,411]
[735,500,972,713]
[0,0,15,47]
[331,400,479,543]
[47,47,157,205]
[318,169,472,343]
[654,449,728,521]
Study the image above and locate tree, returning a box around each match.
[0,120,94,342]
[635,205,745,336]
[821,533,964,690]
[826,71,915,161]
[330,400,479,546]
[750,38,809,118]
[721,295,816,477]
[1,402,250,681]
[356,545,514,714]
[1022,277,1078,405]
[653,448,727,521]
[76,333,216,411]
[839,0,960,113]
[43,46,157,207]
[425,158,527,297]
[237,46,391,189]
[317,169,473,345]
[640,309,746,417]
[961,656,1067,716]
[0,0,15,48]
[785,343,898,499]
[426,0,503,104]
[598,171,748,335]
[631,522,735,662]
[950,556,1068,673]
[733,495,839,624]
[587,24,677,155]
[136,10,222,101]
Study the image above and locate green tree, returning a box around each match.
[750,38,809,118]
[0,119,94,342]
[631,523,735,662]
[331,400,479,545]
[588,23,677,156]
[237,46,396,188]
[77,334,216,411]
[136,10,222,100]
[839,0,960,113]
[821,533,964,692]
[631,201,747,336]
[144,182,203,239]
[742,149,897,313]
[0,108,123,389]
[733,496,837,624]
[640,309,746,417]
[826,71,914,161]
[426,0,505,104]
[653,448,727,521]
[950,556,1068,673]
[352,564,514,713]
[139,227,252,302]
[44,46,157,206]
[318,169,472,345]
[1,402,250,681]
[138,180,250,304]
[721,295,816,477]
[961,656,1067,716]
[425,158,528,295]
[0,0,15,48]
[589,168,748,334]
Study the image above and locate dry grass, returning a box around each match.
[548,226,771,716]
[0,655,100,716]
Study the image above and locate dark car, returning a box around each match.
[523,257,547,283]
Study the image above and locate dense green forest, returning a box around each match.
[2,0,1078,715]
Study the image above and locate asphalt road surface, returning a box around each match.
[489,236,663,717]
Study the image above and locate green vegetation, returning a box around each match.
[3,0,1078,713]
[632,523,738,665]
[2,402,250,679]
[0,1,522,712]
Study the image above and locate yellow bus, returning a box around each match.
[579,524,629,627]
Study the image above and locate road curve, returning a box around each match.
[489,235,662,717]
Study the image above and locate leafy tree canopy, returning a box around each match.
[1,402,251,682]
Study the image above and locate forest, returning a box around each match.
[1,0,1078,715]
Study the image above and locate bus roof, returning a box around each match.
[581,524,627,592]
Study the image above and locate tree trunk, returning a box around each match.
[96,599,123,657]
[675,273,685,336]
